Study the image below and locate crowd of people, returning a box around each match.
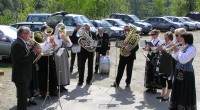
[11,22,197,110]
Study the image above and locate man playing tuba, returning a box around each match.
[111,25,139,88]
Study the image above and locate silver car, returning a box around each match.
[0,25,17,60]
[164,16,197,30]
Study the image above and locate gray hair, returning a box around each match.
[98,27,104,30]
[174,28,186,35]
[17,26,30,37]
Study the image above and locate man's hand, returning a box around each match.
[33,44,41,55]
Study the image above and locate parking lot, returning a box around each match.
[0,30,200,110]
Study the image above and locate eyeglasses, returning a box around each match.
[175,34,179,37]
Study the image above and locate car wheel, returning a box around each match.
[169,26,175,32]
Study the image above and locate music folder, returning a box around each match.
[56,48,65,57]
[145,41,154,47]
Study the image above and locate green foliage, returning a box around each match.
[0,0,200,25]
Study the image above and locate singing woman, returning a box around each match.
[143,29,162,94]
[169,33,196,110]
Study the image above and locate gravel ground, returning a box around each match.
[0,30,200,110]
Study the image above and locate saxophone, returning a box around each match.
[120,26,140,57]
[78,27,97,52]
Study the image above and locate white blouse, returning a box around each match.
[172,45,196,64]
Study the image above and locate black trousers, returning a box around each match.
[79,52,94,83]
[115,56,134,86]
[70,52,80,72]
[15,82,29,110]
[161,74,172,89]
[29,63,39,97]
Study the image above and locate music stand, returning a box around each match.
[41,55,54,109]
[54,48,64,110]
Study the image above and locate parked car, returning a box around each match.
[90,20,124,39]
[103,18,142,32]
[164,16,197,30]
[144,17,185,32]
[110,13,152,34]
[186,12,200,22]
[46,11,96,36]
[26,13,52,22]
[181,17,200,29]
[10,22,46,32]
[0,25,17,60]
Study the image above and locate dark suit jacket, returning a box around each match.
[11,37,36,83]
[69,29,79,44]
[96,33,110,55]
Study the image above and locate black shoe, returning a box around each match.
[110,83,119,87]
[145,88,152,93]
[27,101,31,106]
[94,71,98,74]
[70,68,73,73]
[161,97,169,101]
[125,84,130,88]
[156,96,163,99]
[29,100,37,105]
[77,82,83,86]
[86,82,92,85]
[151,89,157,94]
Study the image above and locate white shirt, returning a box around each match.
[172,45,196,64]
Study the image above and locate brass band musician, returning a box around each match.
[94,27,110,74]
[143,29,163,93]
[37,25,58,97]
[111,25,139,87]
[54,23,72,92]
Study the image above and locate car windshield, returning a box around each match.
[115,20,126,26]
[47,15,62,24]
[0,26,17,39]
[178,18,186,22]
[102,20,113,27]
[129,15,140,22]
[74,16,94,27]
[183,17,192,22]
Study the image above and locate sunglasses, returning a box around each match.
[124,29,130,31]
[175,34,179,37]
[150,34,156,36]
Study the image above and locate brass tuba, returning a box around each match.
[31,31,47,63]
[120,26,140,57]
[77,27,97,52]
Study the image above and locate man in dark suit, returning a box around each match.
[11,26,40,110]
[78,23,97,86]
[94,27,110,74]
[69,23,81,73]
[111,25,139,87]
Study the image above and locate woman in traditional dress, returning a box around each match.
[38,25,58,97]
[54,23,72,92]
[156,32,174,101]
[143,29,162,93]
[169,33,196,110]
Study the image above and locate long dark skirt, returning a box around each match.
[144,60,162,89]
[169,70,196,110]
[38,55,58,93]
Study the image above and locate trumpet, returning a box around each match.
[164,42,181,54]
[56,23,70,44]
[44,27,54,36]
